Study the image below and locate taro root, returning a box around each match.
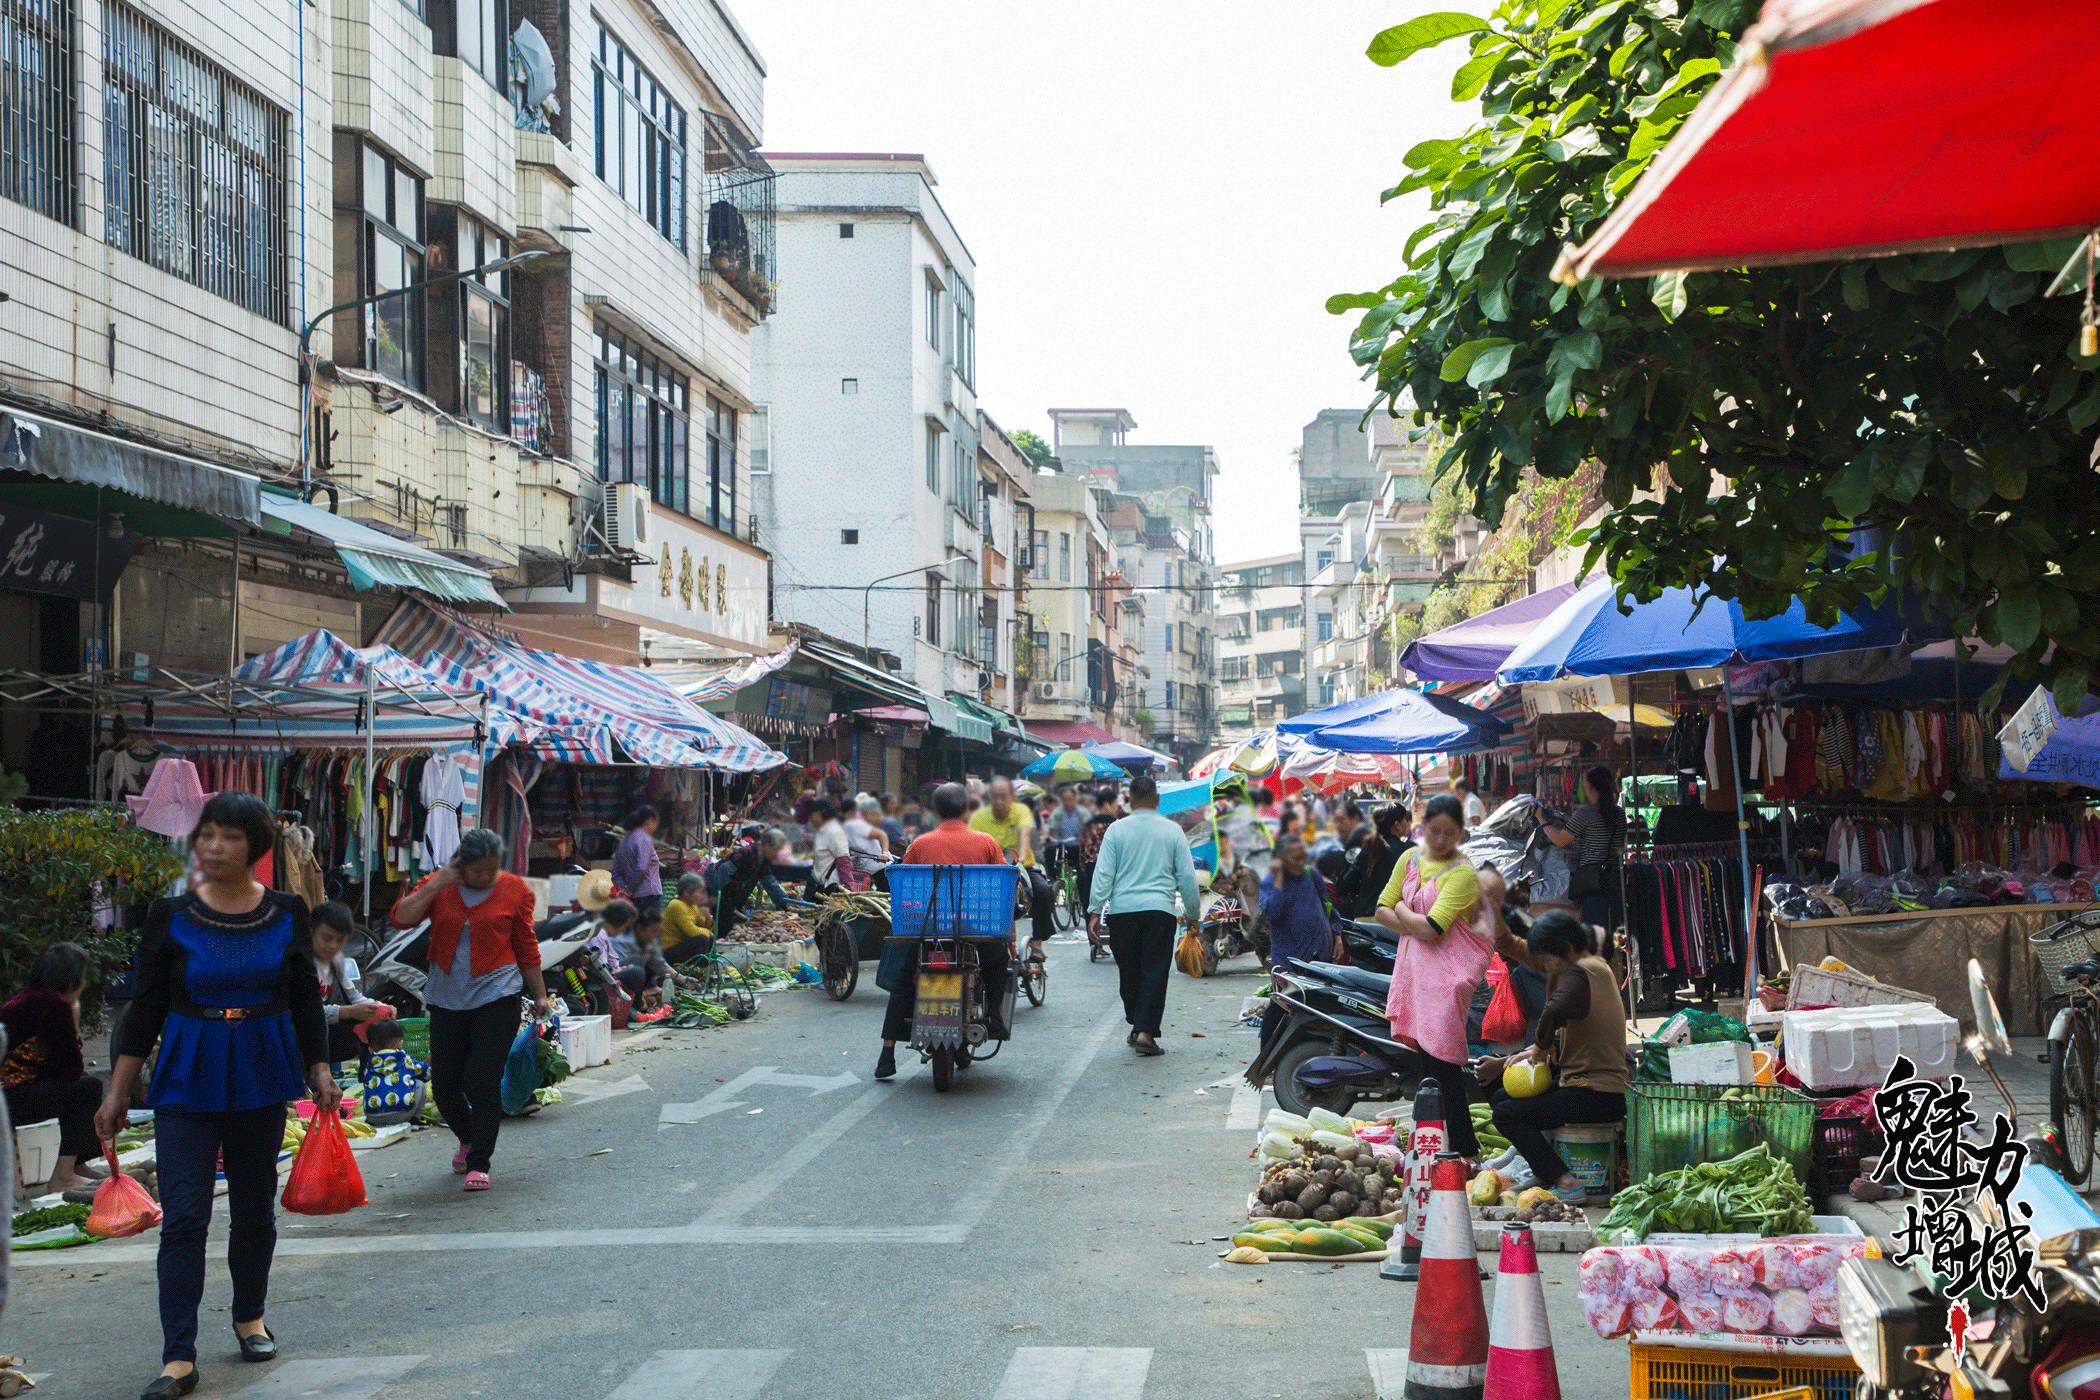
[1328,1191,1358,1216]
[1313,1154,1343,1175]
[1258,1181,1288,1206]
[1274,1201,1306,1220]
[1335,1143,1363,1164]
[1276,1171,1310,1198]
[1312,1204,1340,1222]
[1297,1185,1328,1212]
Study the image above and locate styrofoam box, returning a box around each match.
[1781,1003,1960,1089]
[741,938,818,971]
[1648,1213,1865,1244]
[14,1118,59,1187]
[558,1014,614,1069]
[1669,1041,1754,1085]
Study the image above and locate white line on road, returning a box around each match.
[229,1355,427,1399]
[991,1347,1152,1400]
[605,1348,787,1400]
[691,1072,902,1225]
[659,1065,859,1127]
[561,1073,651,1103]
[1365,1348,1410,1400]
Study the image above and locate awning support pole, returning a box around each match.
[1622,684,1638,1020]
[1722,669,1758,1000]
[362,668,377,922]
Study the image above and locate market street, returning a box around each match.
[10,941,1619,1400]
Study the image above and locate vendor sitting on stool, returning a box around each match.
[1478,897,1628,1203]
[662,873,715,965]
[610,909,673,1009]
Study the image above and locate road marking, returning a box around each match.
[1365,1348,1410,1400]
[1227,1079,1267,1130]
[606,1348,787,1399]
[659,1065,859,1126]
[992,1347,1151,1400]
[561,1073,651,1103]
[229,1355,427,1398]
[691,1074,901,1225]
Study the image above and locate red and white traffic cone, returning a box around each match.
[1484,1222,1560,1400]
[1404,1152,1489,1399]
[1381,1077,1447,1283]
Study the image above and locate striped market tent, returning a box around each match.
[372,598,786,773]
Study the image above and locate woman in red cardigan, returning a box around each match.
[391,828,549,1191]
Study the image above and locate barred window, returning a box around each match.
[103,3,287,324]
[1,0,72,225]
[595,323,690,517]
[593,23,684,248]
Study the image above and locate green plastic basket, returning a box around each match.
[1627,1082,1814,1185]
[396,1017,430,1064]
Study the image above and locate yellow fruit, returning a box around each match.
[1502,1060,1551,1098]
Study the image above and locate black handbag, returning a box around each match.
[874,936,918,993]
[1568,862,1604,899]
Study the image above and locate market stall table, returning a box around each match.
[1772,903,2097,1037]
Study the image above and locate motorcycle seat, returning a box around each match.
[2063,959,2100,985]
[1290,959,1392,997]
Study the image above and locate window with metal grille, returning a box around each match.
[593,22,684,248]
[1,0,73,226]
[333,135,425,387]
[103,3,288,323]
[594,321,690,516]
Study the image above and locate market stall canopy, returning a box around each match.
[258,494,504,608]
[373,597,785,772]
[924,694,992,744]
[853,704,929,726]
[1497,576,1909,684]
[1026,718,1120,747]
[1,407,260,530]
[1277,688,1511,756]
[1080,739,1172,772]
[1277,744,1418,798]
[1020,748,1130,784]
[1190,733,1281,779]
[1155,774,1217,817]
[655,642,798,704]
[1558,0,2100,280]
[1400,582,1580,682]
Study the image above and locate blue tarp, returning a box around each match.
[1277,688,1511,756]
[1155,775,1216,816]
[1497,577,1909,683]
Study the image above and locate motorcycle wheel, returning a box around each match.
[1270,1039,1360,1118]
[2051,1023,2096,1186]
[931,1047,955,1093]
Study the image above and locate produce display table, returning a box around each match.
[1774,902,2098,1036]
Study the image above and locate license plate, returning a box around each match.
[916,971,964,1028]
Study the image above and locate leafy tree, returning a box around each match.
[0,806,184,1015]
[1340,1,2100,709]
[1010,428,1053,470]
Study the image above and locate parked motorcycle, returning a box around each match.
[363,909,598,1017]
[1245,955,1421,1117]
[1839,958,2097,1398]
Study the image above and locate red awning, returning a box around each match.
[1025,718,1118,747]
[852,704,929,726]
[1559,0,2100,280]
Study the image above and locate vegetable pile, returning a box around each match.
[1597,1145,1814,1244]
[733,910,813,945]
[1229,1214,1394,1260]
[1250,1136,1405,1223]
[1469,1173,1584,1223]
[12,1202,88,1236]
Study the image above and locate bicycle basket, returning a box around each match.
[2031,910,2100,996]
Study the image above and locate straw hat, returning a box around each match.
[576,869,615,911]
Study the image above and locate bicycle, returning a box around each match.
[2032,908,2100,1183]
[1012,875,1048,1007]
[1045,840,1082,933]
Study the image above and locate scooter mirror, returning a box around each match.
[1967,957,2011,1060]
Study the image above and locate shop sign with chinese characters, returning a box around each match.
[621,506,766,651]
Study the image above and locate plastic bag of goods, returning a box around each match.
[1578,1237,1863,1340]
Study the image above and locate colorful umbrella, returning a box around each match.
[1278,688,1511,756]
[1190,733,1282,779]
[1020,748,1130,784]
[1080,739,1173,772]
[1400,583,1580,683]
[1278,746,1418,799]
[1559,0,2100,279]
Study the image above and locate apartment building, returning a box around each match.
[1019,466,1120,742]
[976,412,1033,715]
[1298,408,1377,517]
[0,0,776,676]
[1302,501,1377,709]
[1215,553,1305,734]
[752,154,994,702]
[1049,407,1217,761]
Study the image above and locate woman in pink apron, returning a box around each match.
[1376,793,1493,1158]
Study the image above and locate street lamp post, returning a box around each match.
[863,562,947,654]
[297,249,554,497]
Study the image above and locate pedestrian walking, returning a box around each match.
[610,805,664,919]
[95,792,337,1399]
[389,828,551,1194]
[1087,774,1200,1057]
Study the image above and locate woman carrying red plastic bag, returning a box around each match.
[95,792,339,1400]
[84,1143,163,1238]
[280,1108,366,1215]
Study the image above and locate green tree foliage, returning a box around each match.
[0,806,185,1009]
[1342,1,2100,710]
[1010,428,1053,470]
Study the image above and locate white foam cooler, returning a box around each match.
[1780,1002,1959,1089]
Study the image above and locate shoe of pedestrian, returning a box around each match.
[1134,1037,1165,1057]
[1551,1181,1590,1206]
[451,1144,471,1175]
[874,1048,897,1082]
[462,1171,491,1192]
[1126,1031,1137,1046]
[234,1325,277,1363]
[141,1368,199,1399]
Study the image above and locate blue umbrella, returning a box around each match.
[1497,577,1907,685]
[1079,739,1172,771]
[1020,748,1129,783]
[1277,688,1511,756]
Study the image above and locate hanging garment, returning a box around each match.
[422,752,465,869]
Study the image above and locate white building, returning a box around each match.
[753,154,993,702]
[1302,502,1377,708]
[1216,553,1305,734]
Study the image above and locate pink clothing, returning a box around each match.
[1383,855,1492,1065]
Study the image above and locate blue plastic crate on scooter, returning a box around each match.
[887,865,1021,940]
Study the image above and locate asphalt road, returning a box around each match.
[9,936,1624,1399]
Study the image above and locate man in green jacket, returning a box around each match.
[1086,774,1200,1057]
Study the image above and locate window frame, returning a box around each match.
[1,0,75,227]
[592,22,686,249]
[925,419,943,494]
[451,208,509,431]
[951,277,975,389]
[705,395,737,535]
[439,0,507,90]
[345,139,426,389]
[593,321,692,519]
[923,270,942,351]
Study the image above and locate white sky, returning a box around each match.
[733,1,1477,564]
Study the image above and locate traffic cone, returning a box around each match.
[1484,1222,1560,1400]
[1404,1152,1489,1399]
[1381,1076,1446,1282]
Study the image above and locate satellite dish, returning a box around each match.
[510,21,560,119]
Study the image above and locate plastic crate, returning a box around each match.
[886,865,1021,940]
[396,1017,430,1064]
[1809,1114,1884,1201]
[1629,1339,1857,1399]
[1628,1082,1815,1185]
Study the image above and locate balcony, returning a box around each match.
[515,131,584,255]
[701,114,777,321]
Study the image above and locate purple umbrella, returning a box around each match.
[1399,583,1580,682]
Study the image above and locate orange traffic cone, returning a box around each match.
[1381,1077,1447,1283]
[1484,1222,1560,1400]
[1405,1152,1489,1399]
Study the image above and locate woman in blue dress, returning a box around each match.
[96,792,338,1400]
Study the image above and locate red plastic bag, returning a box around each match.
[1481,955,1527,1044]
[280,1108,367,1215]
[84,1144,163,1238]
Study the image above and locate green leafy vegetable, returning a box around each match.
[1598,1145,1814,1243]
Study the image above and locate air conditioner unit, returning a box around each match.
[1033,682,1056,701]
[603,482,653,553]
